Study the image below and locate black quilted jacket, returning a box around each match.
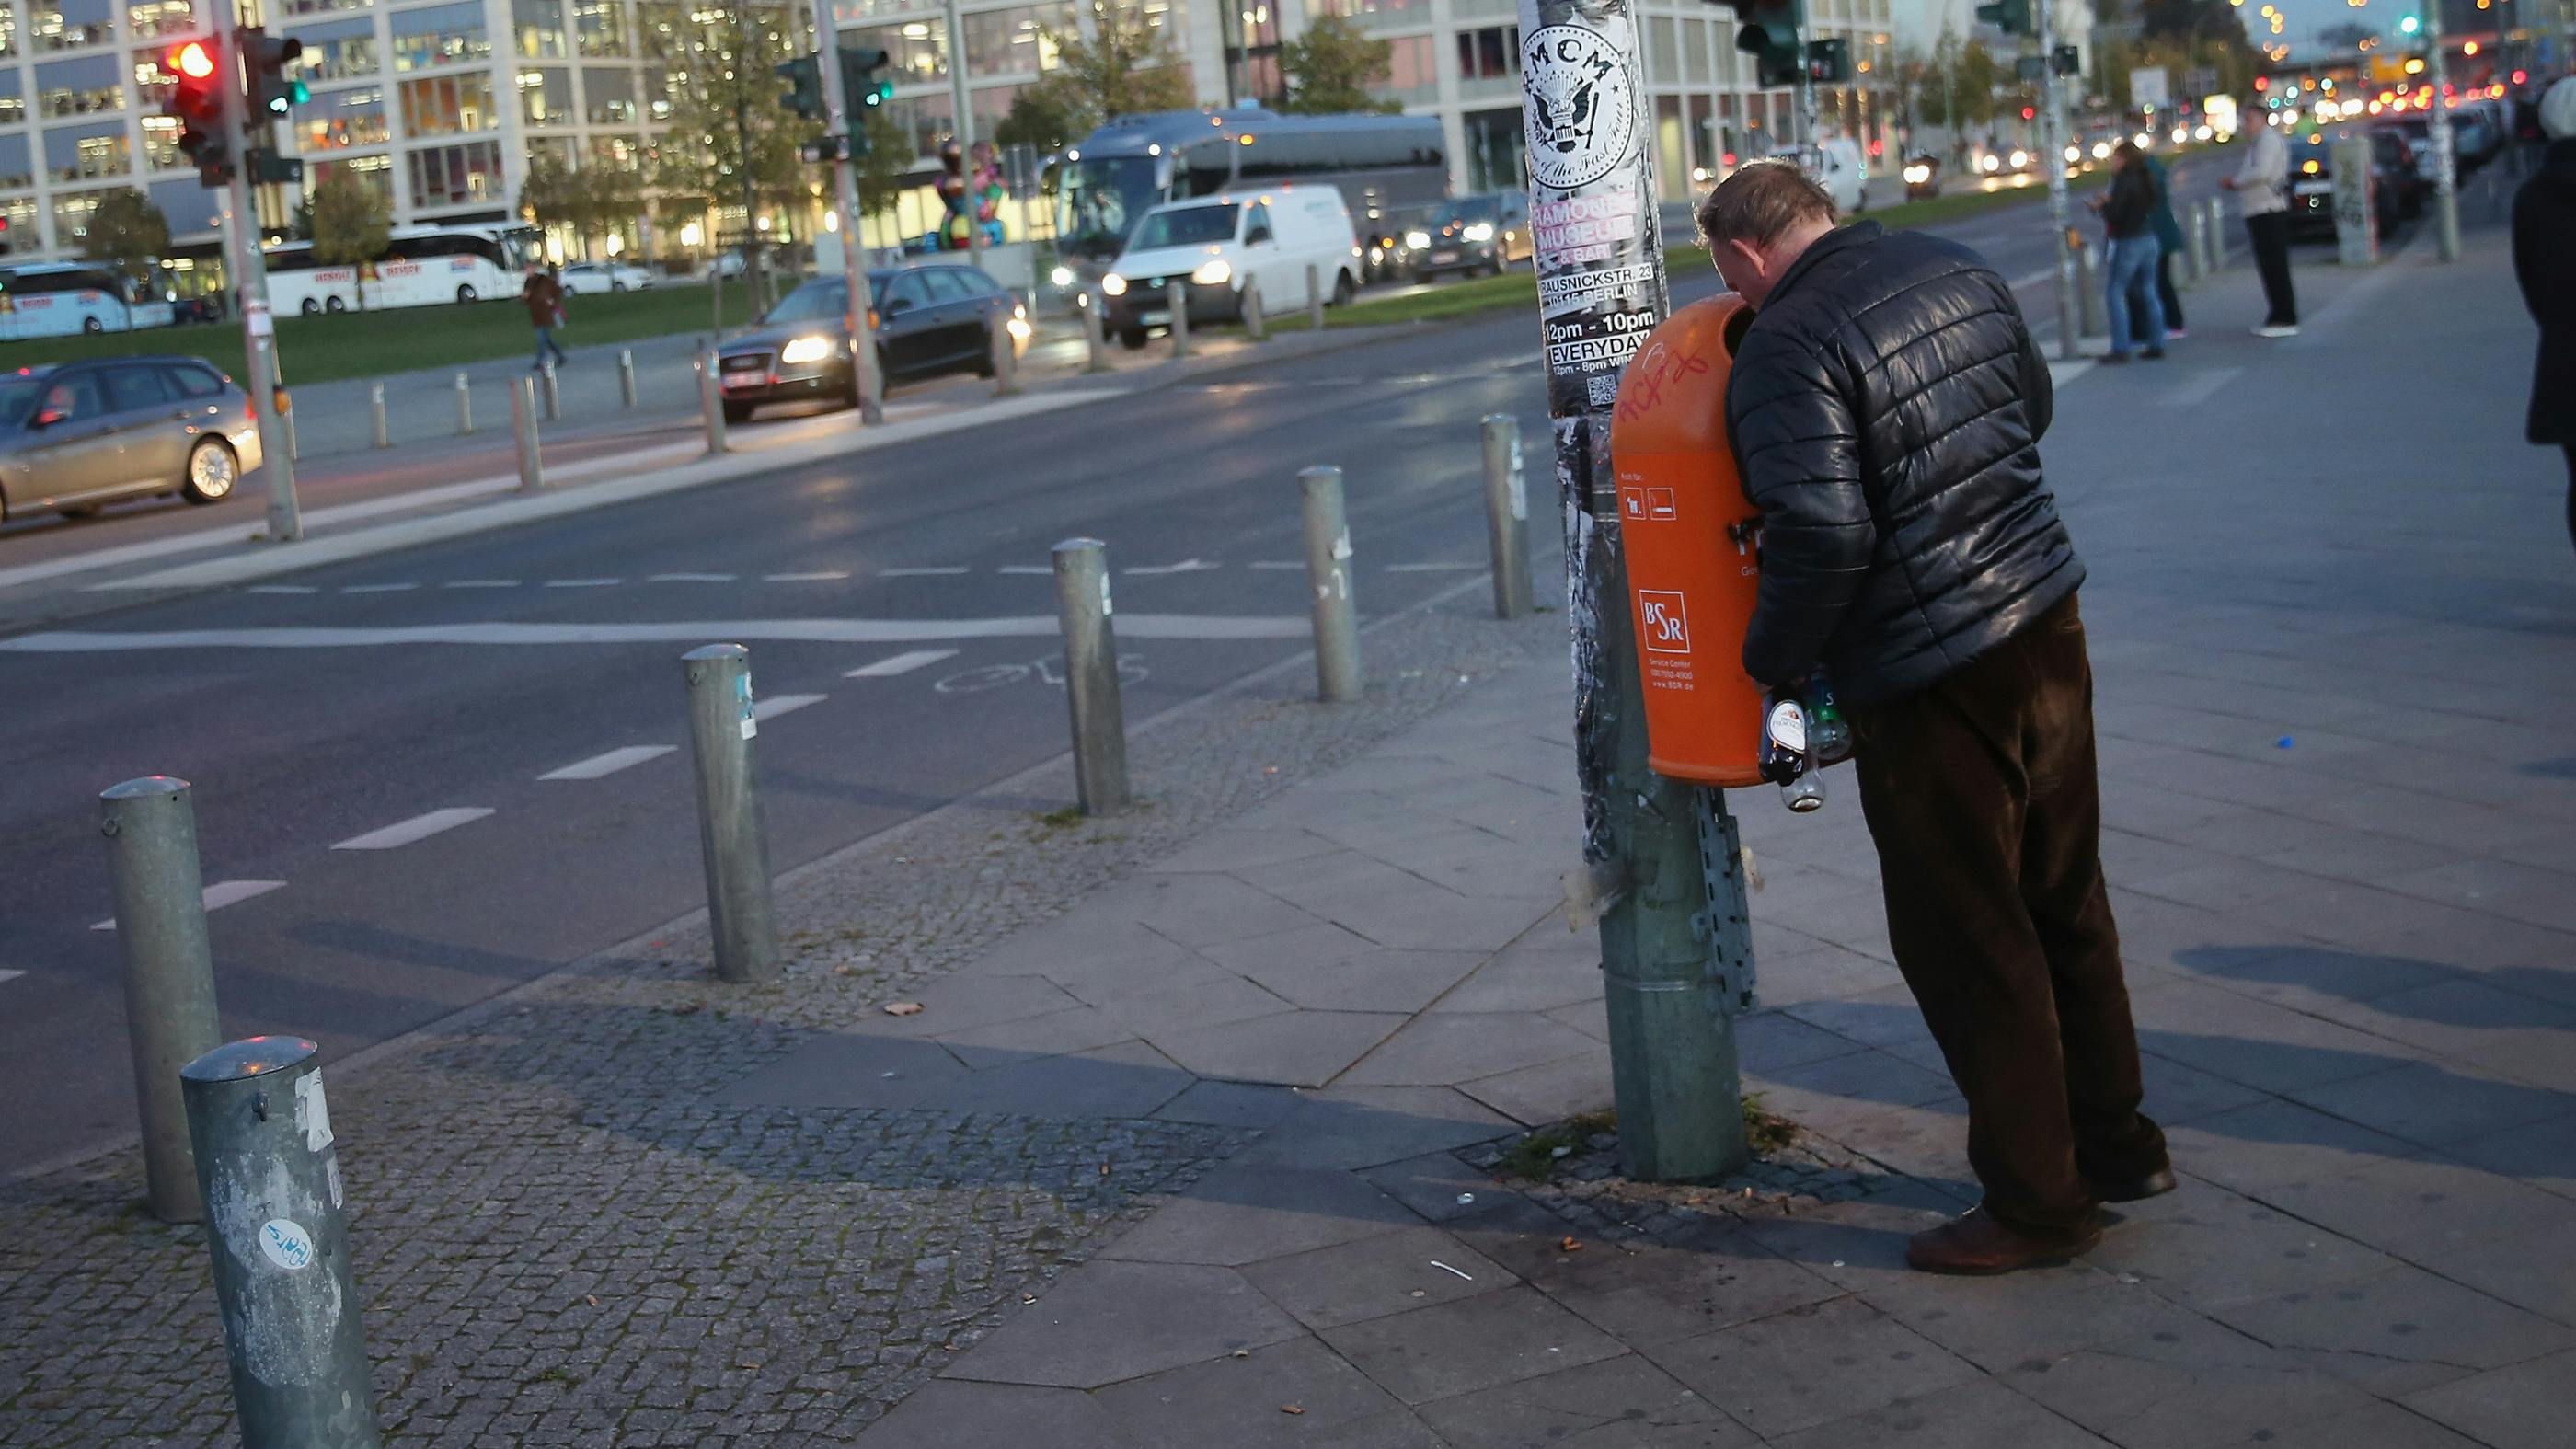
[1723,222,2082,707]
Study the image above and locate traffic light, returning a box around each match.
[840,45,892,109]
[1975,0,2033,37]
[776,53,823,121]
[2398,13,2419,32]
[164,37,230,187]
[1734,0,1803,89]
[245,147,303,183]
[2052,43,2080,75]
[237,28,307,116]
[1803,37,1850,85]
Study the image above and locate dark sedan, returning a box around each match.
[712,263,1029,422]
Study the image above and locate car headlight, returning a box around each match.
[1100,272,1127,297]
[1050,265,1075,287]
[1190,258,1232,286]
[2008,149,2029,168]
[1006,316,1033,341]
[778,334,834,365]
[2092,140,2111,159]
[2064,144,2081,163]
[1406,229,1431,249]
[1979,154,2000,172]
[1463,222,1495,242]
[1903,164,1930,183]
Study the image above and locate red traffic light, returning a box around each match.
[2513,68,2528,85]
[2253,75,2269,91]
[2021,106,2037,120]
[174,40,216,78]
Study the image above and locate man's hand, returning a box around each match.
[2218,176,2237,190]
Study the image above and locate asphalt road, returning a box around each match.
[0,157,2274,1170]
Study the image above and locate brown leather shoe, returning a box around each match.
[1906,1204,2103,1276]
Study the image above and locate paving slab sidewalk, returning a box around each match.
[837,214,2576,1446]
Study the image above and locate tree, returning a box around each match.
[1277,14,1399,115]
[648,2,818,305]
[1050,0,1195,125]
[995,75,1095,155]
[76,189,168,282]
[1951,39,2003,131]
[855,108,913,228]
[520,152,582,238]
[309,174,392,308]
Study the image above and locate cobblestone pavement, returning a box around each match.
[0,570,1570,1445]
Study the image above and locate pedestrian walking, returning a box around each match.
[2093,143,2168,363]
[2222,105,2298,337]
[523,266,569,371]
[2127,150,2187,345]
[1697,161,2173,1276]
[2513,75,2576,550]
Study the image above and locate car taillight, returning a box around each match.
[244,399,256,424]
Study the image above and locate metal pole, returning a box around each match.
[1050,539,1130,815]
[991,313,1021,396]
[2041,0,2078,363]
[453,371,473,434]
[539,359,561,420]
[2427,1,2461,263]
[1242,278,1265,341]
[1080,289,1110,372]
[1305,261,1324,329]
[815,32,886,424]
[364,382,386,448]
[2183,209,2206,284]
[1479,413,1532,619]
[618,347,637,408]
[98,776,224,1224]
[1167,280,1190,360]
[941,0,981,270]
[281,401,297,463]
[510,376,544,491]
[680,644,780,983]
[1518,0,1749,1181]
[1298,465,1362,702]
[697,349,729,455]
[2206,196,2227,269]
[181,1036,382,1447]
[2331,132,2380,267]
[213,0,300,543]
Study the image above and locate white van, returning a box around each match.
[1098,187,1361,348]
[1768,137,1868,213]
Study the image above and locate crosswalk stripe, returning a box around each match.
[331,808,494,851]
[753,693,827,721]
[539,745,677,780]
[845,650,959,678]
[91,880,285,930]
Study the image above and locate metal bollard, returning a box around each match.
[991,316,1022,397]
[454,372,473,434]
[617,348,637,408]
[1305,262,1325,330]
[510,376,544,492]
[1479,414,1533,619]
[2183,212,2207,284]
[2076,240,2108,339]
[1167,281,1190,360]
[697,351,729,455]
[1242,279,1265,341]
[181,1036,383,1447]
[2206,198,2228,270]
[680,644,779,983]
[98,776,224,1224]
[539,360,561,420]
[1051,539,1131,815]
[1299,466,1362,702]
[368,382,388,449]
[1080,289,1111,373]
[282,402,298,463]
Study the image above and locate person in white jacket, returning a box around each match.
[2221,105,2299,337]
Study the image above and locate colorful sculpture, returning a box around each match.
[936,139,1007,250]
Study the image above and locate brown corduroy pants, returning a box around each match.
[1847,593,2169,1232]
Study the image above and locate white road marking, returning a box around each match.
[91,879,285,930]
[1385,562,1482,573]
[1124,558,1219,576]
[996,566,1052,576]
[331,808,495,851]
[881,567,969,577]
[0,615,1316,651]
[766,570,850,582]
[753,693,826,722]
[2161,366,2243,408]
[342,582,418,594]
[845,649,959,678]
[442,579,522,589]
[247,584,317,594]
[545,578,621,588]
[539,745,676,780]
[650,572,735,583]
[0,969,21,985]
[1248,561,1305,570]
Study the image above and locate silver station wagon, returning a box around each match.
[0,356,263,523]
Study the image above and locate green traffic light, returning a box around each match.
[2398,13,2419,31]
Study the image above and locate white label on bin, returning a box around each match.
[259,1218,316,1271]
[295,1071,334,1153]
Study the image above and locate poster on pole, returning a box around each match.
[2131,65,2172,114]
[1522,1,1667,421]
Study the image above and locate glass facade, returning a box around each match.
[44,119,128,180]
[401,71,497,133]
[0,133,33,190]
[406,136,502,206]
[305,83,393,147]
[390,1,491,72]
[32,0,118,52]
[37,54,121,116]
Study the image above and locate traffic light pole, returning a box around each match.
[817,46,885,425]
[213,0,299,542]
[2039,0,2078,361]
[2425,3,2462,262]
[1795,1,1817,149]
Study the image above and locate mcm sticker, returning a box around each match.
[1523,24,1637,191]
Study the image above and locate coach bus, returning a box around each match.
[1047,109,1448,294]
[0,263,178,339]
[263,223,543,315]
